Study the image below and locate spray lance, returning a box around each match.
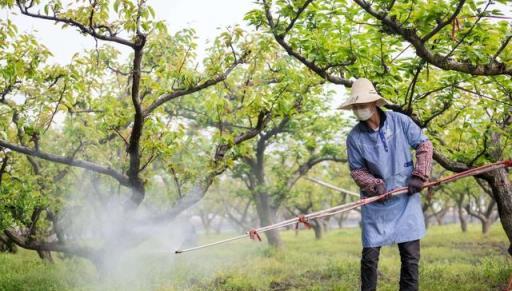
[174,159,512,254]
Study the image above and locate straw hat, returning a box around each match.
[337,78,389,110]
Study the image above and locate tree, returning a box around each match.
[227,82,348,247]
[300,163,362,230]
[0,0,303,265]
[441,180,470,232]
[464,178,499,234]
[247,0,512,252]
[286,168,354,240]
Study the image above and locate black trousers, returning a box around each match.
[361,240,420,291]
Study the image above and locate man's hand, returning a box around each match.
[366,182,390,202]
[374,183,386,196]
[375,183,391,202]
[407,175,425,195]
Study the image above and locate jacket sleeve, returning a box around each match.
[395,112,433,181]
[346,134,384,195]
[395,112,429,148]
[412,140,433,182]
[351,168,385,195]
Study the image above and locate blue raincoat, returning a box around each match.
[346,108,428,248]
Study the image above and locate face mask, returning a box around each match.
[352,107,375,121]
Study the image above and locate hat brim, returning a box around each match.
[337,96,389,110]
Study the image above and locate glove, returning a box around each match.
[374,183,386,196]
[407,175,425,195]
[367,182,390,202]
[375,183,391,202]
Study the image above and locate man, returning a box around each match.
[339,78,433,291]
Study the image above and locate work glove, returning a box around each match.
[367,182,390,202]
[407,175,425,195]
[374,183,386,196]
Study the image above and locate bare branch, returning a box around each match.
[0,139,130,186]
[16,1,135,48]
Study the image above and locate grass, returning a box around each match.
[0,224,510,290]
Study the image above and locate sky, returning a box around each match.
[5,0,256,62]
[2,0,347,110]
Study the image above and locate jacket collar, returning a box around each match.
[358,107,387,132]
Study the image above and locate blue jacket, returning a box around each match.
[346,109,428,247]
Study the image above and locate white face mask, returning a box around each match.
[352,106,375,121]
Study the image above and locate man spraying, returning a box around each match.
[339,78,433,291]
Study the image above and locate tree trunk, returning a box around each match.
[424,216,431,228]
[0,234,17,253]
[37,250,53,263]
[434,207,449,225]
[336,213,348,229]
[214,216,224,234]
[422,202,430,229]
[482,219,492,235]
[321,217,329,233]
[484,168,512,242]
[199,211,212,235]
[457,204,467,232]
[336,216,343,228]
[312,219,322,240]
[254,192,282,247]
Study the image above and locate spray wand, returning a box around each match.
[174,159,512,254]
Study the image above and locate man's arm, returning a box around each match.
[396,112,434,193]
[346,134,385,196]
[351,168,385,196]
[412,140,433,182]
[395,112,434,181]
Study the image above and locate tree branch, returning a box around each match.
[3,229,96,259]
[16,0,135,48]
[421,0,466,42]
[353,0,512,76]
[492,34,512,61]
[0,139,129,186]
[282,0,315,36]
[0,156,8,188]
[143,57,245,116]
[126,35,147,204]
[262,0,353,86]
[285,156,347,191]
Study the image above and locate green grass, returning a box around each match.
[0,224,510,290]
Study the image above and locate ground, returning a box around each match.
[0,224,510,290]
